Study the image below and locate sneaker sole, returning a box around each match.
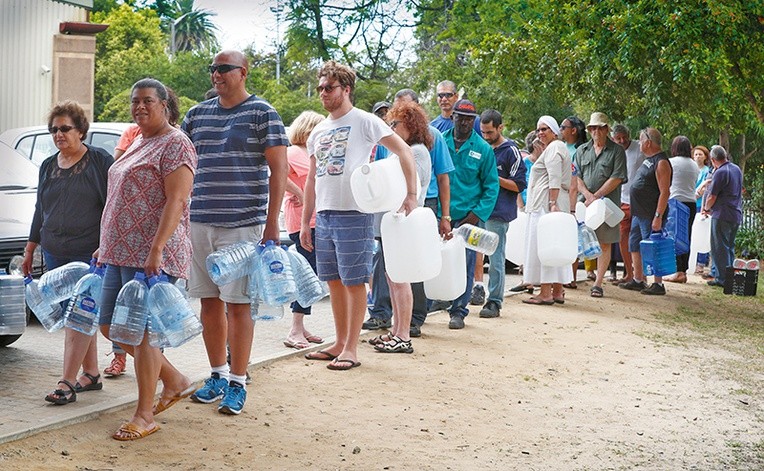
[190,393,224,404]
[218,405,243,415]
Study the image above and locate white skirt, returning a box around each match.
[522,210,574,285]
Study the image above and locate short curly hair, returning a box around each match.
[47,100,89,141]
[387,101,433,150]
[318,60,356,97]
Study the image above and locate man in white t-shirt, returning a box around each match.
[299,60,418,370]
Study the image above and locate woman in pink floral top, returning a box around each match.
[97,78,197,441]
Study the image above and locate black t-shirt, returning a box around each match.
[629,151,672,219]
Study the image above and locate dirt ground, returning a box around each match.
[0,277,762,470]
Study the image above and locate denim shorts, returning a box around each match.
[99,265,176,327]
[315,210,374,286]
[628,215,653,252]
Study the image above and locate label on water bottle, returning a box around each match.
[113,305,129,325]
[268,260,284,274]
[78,296,97,312]
[466,228,482,247]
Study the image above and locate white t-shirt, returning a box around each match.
[620,140,646,205]
[307,107,393,211]
[669,156,700,203]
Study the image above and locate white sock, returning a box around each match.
[474,281,484,288]
[211,364,229,381]
[229,373,247,389]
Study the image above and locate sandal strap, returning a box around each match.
[80,372,100,386]
[58,379,77,393]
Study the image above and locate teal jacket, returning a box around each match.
[443,129,499,221]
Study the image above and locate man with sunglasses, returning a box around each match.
[574,112,628,298]
[181,50,289,415]
[430,80,482,135]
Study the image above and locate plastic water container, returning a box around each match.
[578,222,602,260]
[285,246,327,307]
[453,224,499,255]
[24,276,64,332]
[38,261,90,305]
[256,241,297,306]
[110,272,149,346]
[381,208,442,283]
[64,264,106,336]
[146,275,202,348]
[602,198,625,227]
[665,199,690,255]
[584,198,610,230]
[640,232,677,277]
[537,212,578,266]
[250,300,285,321]
[1,275,27,335]
[206,241,258,286]
[575,202,587,223]
[350,155,407,213]
[504,211,527,265]
[424,238,467,301]
[691,215,711,253]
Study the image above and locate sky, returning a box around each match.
[195,0,287,53]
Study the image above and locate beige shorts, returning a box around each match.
[188,222,263,304]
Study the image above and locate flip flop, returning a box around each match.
[74,372,103,392]
[304,350,337,361]
[562,282,577,289]
[305,335,323,344]
[112,422,160,441]
[284,339,310,350]
[553,297,565,304]
[326,359,361,371]
[522,297,554,306]
[152,384,196,416]
[590,286,604,298]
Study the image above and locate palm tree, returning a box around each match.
[157,0,219,53]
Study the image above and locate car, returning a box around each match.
[0,122,131,166]
[0,141,40,346]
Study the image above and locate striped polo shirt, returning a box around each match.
[182,95,288,227]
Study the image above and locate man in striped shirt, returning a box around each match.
[182,50,289,415]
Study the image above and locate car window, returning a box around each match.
[89,132,119,156]
[0,142,38,187]
[31,133,57,166]
[15,136,34,160]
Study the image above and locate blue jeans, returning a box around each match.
[710,218,739,284]
[448,217,478,319]
[485,219,509,306]
[368,241,392,321]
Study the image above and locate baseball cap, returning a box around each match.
[453,99,478,117]
[372,101,391,114]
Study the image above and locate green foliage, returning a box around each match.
[737,169,764,258]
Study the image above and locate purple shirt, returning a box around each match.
[489,139,526,222]
[708,161,743,224]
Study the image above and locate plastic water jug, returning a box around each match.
[665,199,690,255]
[24,276,64,332]
[256,241,297,306]
[110,272,149,346]
[575,202,587,223]
[504,211,527,265]
[0,275,27,335]
[453,224,499,255]
[206,241,258,286]
[146,275,202,348]
[579,222,602,260]
[285,246,327,307]
[250,300,285,321]
[64,263,106,336]
[537,212,578,266]
[640,232,677,277]
[350,155,406,213]
[380,208,441,283]
[584,198,610,230]
[602,197,625,227]
[424,238,467,301]
[691,215,711,253]
[38,261,90,305]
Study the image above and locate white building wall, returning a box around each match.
[0,0,87,132]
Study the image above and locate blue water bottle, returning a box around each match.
[64,262,106,336]
[38,261,90,305]
[24,275,64,332]
[257,241,296,306]
[147,274,202,348]
[640,232,677,277]
[206,241,258,286]
[110,272,149,346]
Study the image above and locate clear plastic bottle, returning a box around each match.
[581,224,602,260]
[24,275,64,332]
[247,255,285,321]
[205,241,258,286]
[285,246,327,307]
[257,241,296,306]
[146,274,202,348]
[110,272,149,346]
[452,224,499,255]
[38,261,90,305]
[64,263,106,336]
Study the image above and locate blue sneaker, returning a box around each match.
[190,373,228,404]
[218,382,247,415]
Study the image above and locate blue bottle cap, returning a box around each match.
[134,271,146,281]
[24,275,33,284]
[264,240,276,247]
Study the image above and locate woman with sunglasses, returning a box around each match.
[521,116,574,305]
[22,100,114,405]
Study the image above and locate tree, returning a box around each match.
[150,0,219,53]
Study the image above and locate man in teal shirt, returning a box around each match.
[441,99,499,329]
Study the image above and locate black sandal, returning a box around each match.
[74,372,103,392]
[45,380,77,405]
[368,332,394,346]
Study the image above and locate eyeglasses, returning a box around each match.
[536,126,550,133]
[389,120,400,130]
[559,125,571,130]
[316,84,342,94]
[208,64,243,74]
[437,92,455,99]
[49,125,75,134]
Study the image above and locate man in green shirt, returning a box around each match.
[441,99,499,329]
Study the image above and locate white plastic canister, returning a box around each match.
[505,211,528,265]
[424,238,466,301]
[350,155,406,213]
[602,198,625,227]
[381,208,441,283]
[537,212,579,266]
[584,198,611,229]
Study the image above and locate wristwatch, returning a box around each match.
[654,212,661,218]
[443,215,452,222]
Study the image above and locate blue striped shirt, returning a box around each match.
[182,95,288,227]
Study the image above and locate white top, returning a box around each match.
[526,140,572,213]
[307,107,393,211]
[620,140,646,205]
[669,156,700,203]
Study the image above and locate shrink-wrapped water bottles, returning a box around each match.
[38,261,90,305]
[146,274,202,348]
[206,241,258,286]
[24,275,64,332]
[1,274,28,335]
[256,241,296,306]
[579,222,602,260]
[64,262,106,336]
[110,272,149,346]
[452,224,499,255]
[284,246,327,307]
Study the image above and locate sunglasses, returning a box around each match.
[316,84,342,94]
[49,125,75,134]
[208,64,243,74]
[536,126,550,133]
[437,92,455,99]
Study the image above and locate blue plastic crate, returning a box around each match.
[665,199,690,255]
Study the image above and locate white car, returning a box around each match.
[0,122,131,165]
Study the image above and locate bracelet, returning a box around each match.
[407,192,417,196]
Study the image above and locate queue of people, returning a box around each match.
[21,52,746,441]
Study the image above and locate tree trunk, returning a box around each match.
[719,128,730,152]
